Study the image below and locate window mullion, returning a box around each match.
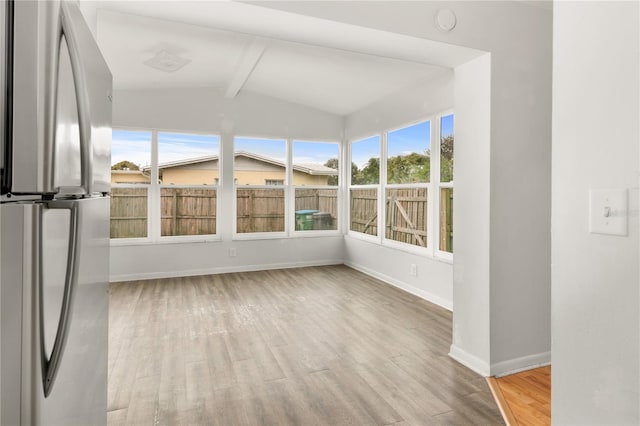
[286,138,293,236]
[380,131,387,245]
[149,130,161,242]
[431,116,441,255]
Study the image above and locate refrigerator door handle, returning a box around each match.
[38,200,81,397]
[59,1,92,195]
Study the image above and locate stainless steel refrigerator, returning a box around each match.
[1,1,112,424]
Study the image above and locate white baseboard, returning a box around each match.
[491,351,551,377]
[449,344,491,376]
[109,259,343,282]
[344,261,453,311]
[448,345,551,378]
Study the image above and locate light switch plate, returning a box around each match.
[589,189,628,236]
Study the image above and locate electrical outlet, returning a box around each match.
[229,247,237,257]
[410,264,417,277]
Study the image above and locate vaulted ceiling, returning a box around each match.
[94,2,462,116]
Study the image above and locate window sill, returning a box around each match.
[345,233,453,264]
[110,235,221,247]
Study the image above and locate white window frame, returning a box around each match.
[434,111,454,261]
[347,134,382,244]
[110,127,153,246]
[381,119,431,256]
[158,184,219,241]
[347,110,454,260]
[110,128,221,245]
[232,136,288,240]
[291,139,342,237]
[109,183,152,245]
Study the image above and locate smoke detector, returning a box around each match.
[143,50,191,73]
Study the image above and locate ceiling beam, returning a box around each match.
[225,38,268,99]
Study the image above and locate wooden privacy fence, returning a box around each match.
[349,187,428,248]
[349,188,378,236]
[160,188,216,236]
[385,188,427,247]
[439,187,453,252]
[110,187,217,238]
[112,187,436,244]
[236,188,285,233]
[110,187,148,238]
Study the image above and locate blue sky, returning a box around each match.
[112,115,452,169]
[158,133,219,164]
[351,135,380,168]
[112,132,339,168]
[441,114,454,138]
[293,141,339,165]
[111,130,220,168]
[387,121,431,160]
[111,129,152,167]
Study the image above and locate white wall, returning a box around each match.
[112,87,344,140]
[111,236,345,281]
[343,70,455,310]
[345,69,453,139]
[110,88,346,281]
[552,2,639,424]
[257,0,553,376]
[450,54,492,372]
[344,238,453,310]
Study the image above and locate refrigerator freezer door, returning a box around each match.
[0,197,109,425]
[53,34,82,192]
[10,1,112,196]
[64,2,113,194]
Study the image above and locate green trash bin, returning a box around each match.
[295,210,319,230]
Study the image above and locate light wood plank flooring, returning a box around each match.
[108,265,503,425]
[487,367,551,426]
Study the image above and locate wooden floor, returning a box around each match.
[487,367,551,426]
[108,265,503,425]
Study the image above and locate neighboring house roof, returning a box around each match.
[111,169,147,174]
[143,151,338,176]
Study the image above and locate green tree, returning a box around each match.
[111,160,140,171]
[387,152,430,184]
[325,158,362,185]
[324,158,339,185]
[353,157,380,185]
[440,135,454,182]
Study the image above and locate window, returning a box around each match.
[158,132,219,237]
[438,114,454,253]
[385,121,430,247]
[349,136,380,236]
[292,141,339,232]
[110,129,219,240]
[110,129,151,239]
[234,137,286,234]
[348,111,454,256]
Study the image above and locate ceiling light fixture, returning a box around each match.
[143,50,191,73]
